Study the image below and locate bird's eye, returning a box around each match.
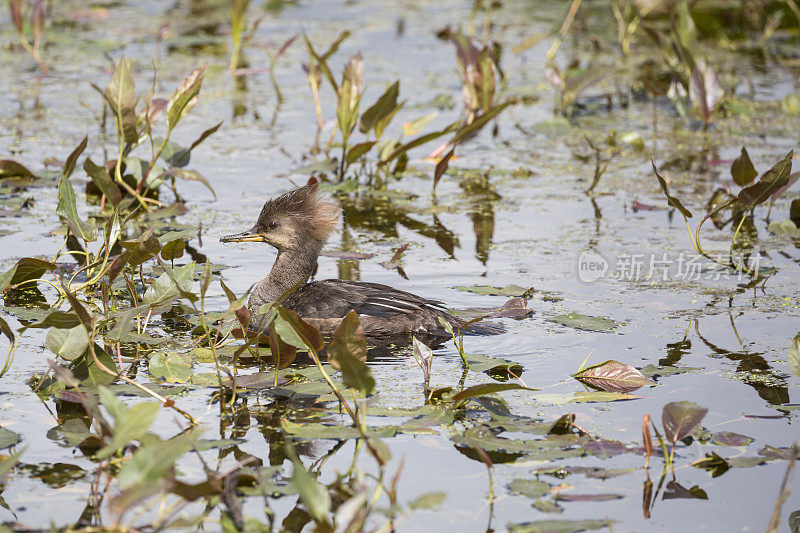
[267,221,278,230]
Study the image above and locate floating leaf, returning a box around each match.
[451,284,534,297]
[573,360,654,393]
[556,493,623,502]
[46,325,90,361]
[508,479,551,499]
[651,160,693,219]
[451,383,530,404]
[464,353,523,380]
[149,352,192,383]
[662,481,708,500]
[712,431,753,447]
[508,519,612,533]
[731,147,757,187]
[531,391,641,404]
[691,452,730,477]
[553,313,621,333]
[662,401,708,444]
[408,492,446,510]
[0,428,20,450]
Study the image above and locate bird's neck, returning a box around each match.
[249,242,322,317]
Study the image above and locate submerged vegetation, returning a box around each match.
[1,0,800,531]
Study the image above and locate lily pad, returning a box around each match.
[553,313,621,333]
[451,284,534,297]
[149,352,192,383]
[573,360,654,393]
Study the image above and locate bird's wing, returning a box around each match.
[282,279,448,319]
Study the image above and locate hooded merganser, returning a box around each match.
[220,180,503,337]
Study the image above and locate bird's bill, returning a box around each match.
[220,228,264,243]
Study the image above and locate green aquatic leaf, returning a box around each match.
[738,151,793,207]
[508,479,551,499]
[691,451,730,477]
[712,431,753,447]
[193,438,244,451]
[451,284,534,297]
[160,238,186,261]
[346,141,376,165]
[96,387,160,460]
[662,401,708,444]
[399,408,455,431]
[46,325,90,361]
[768,219,800,236]
[291,457,330,524]
[531,391,641,405]
[451,383,531,404]
[553,313,621,333]
[281,420,395,440]
[83,158,122,206]
[0,448,22,482]
[167,66,206,131]
[70,345,118,386]
[0,428,20,450]
[274,306,324,353]
[0,257,56,293]
[62,136,88,180]
[651,160,693,219]
[117,428,201,490]
[731,147,757,187]
[0,160,37,180]
[573,360,654,393]
[449,100,514,146]
[157,168,215,199]
[408,491,446,510]
[142,263,195,306]
[508,519,612,533]
[790,333,800,378]
[149,353,192,383]
[104,57,137,144]
[57,175,97,242]
[327,311,373,394]
[360,80,399,133]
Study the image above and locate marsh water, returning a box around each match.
[1,1,800,532]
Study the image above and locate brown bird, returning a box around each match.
[220,180,503,338]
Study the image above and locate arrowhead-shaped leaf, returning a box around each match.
[662,401,708,444]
